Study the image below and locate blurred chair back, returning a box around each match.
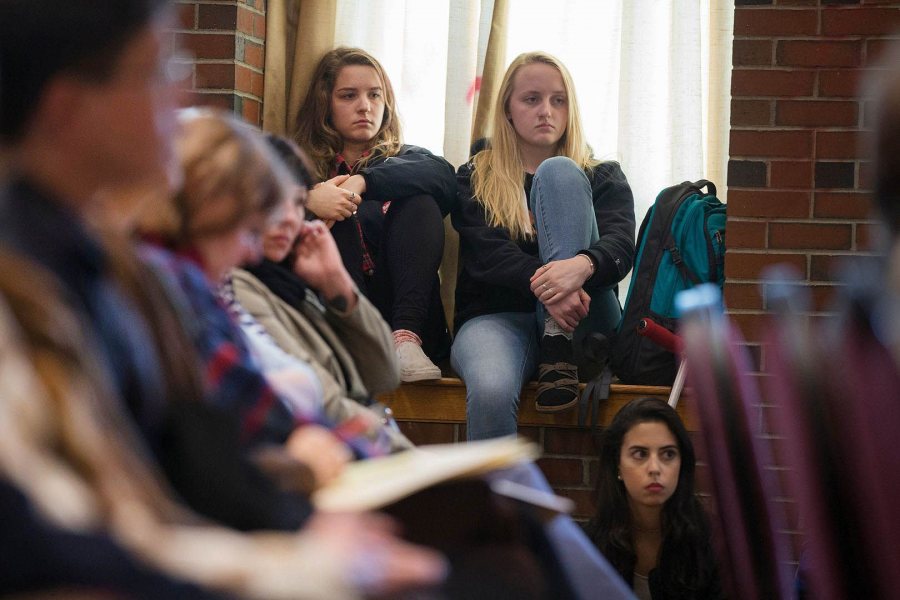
[764,268,900,600]
[678,284,792,600]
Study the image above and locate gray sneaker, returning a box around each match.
[396,340,441,382]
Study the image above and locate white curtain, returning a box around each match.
[334,0,499,321]
[503,0,733,222]
[332,0,733,301]
[334,0,497,167]
[334,0,732,212]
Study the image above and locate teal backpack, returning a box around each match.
[610,179,726,385]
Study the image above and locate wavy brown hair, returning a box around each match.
[294,47,402,181]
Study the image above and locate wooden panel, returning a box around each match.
[378,378,696,431]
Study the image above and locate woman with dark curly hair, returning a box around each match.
[586,397,722,599]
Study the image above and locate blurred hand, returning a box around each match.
[305,512,447,596]
[530,256,593,305]
[292,220,357,311]
[267,367,323,416]
[308,174,358,222]
[285,425,352,488]
[545,288,590,332]
[338,174,367,199]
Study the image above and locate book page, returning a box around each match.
[313,437,540,512]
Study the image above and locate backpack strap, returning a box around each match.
[693,179,716,196]
[666,242,703,286]
[578,365,613,431]
[664,179,715,287]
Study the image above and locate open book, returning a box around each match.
[313,437,570,514]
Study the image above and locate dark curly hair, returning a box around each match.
[585,397,720,597]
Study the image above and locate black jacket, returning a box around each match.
[357,144,457,216]
[349,144,457,264]
[452,144,635,331]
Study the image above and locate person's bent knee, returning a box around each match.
[535,156,582,183]
[389,194,443,227]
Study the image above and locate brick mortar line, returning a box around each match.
[733,34,900,40]
[817,1,823,36]
[193,87,240,93]
[172,29,266,44]
[191,59,237,64]
[729,126,864,131]
[236,33,266,45]
[172,29,236,34]
[728,185,869,189]
[734,6,832,9]
[727,308,840,317]
[734,100,863,105]
[726,287,843,294]
[234,61,264,75]
[726,281,849,288]
[731,96,863,102]
[732,66,888,70]
[728,220,878,226]
[176,0,265,15]
[193,89,263,100]
[729,193,873,198]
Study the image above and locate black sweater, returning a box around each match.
[452,149,635,331]
[357,144,457,215]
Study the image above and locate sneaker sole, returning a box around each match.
[534,396,579,413]
[400,369,442,383]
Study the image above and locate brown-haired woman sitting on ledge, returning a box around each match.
[295,46,456,382]
[586,397,722,600]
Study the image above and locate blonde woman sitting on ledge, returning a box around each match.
[452,51,635,440]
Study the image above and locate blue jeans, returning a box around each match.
[452,311,540,440]
[452,157,622,440]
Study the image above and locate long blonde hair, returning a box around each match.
[471,52,598,240]
[294,47,403,181]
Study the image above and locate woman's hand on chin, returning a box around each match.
[292,220,357,311]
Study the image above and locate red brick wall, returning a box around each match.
[728,0,900,564]
[728,0,900,338]
[174,0,266,126]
